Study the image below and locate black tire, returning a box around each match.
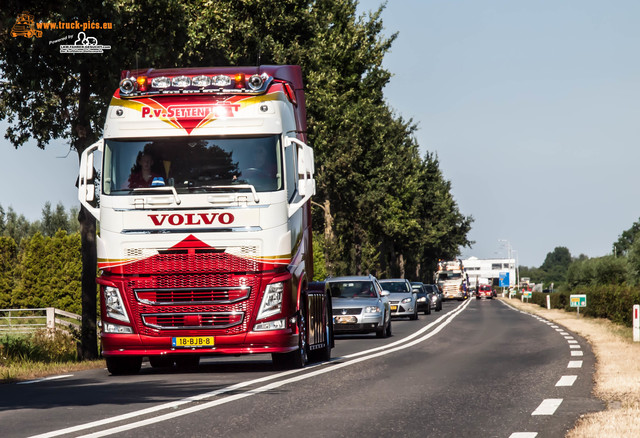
[410,307,418,320]
[106,356,142,375]
[385,318,392,337]
[437,301,442,311]
[273,304,308,369]
[174,355,200,370]
[426,302,432,315]
[375,318,386,338]
[149,355,174,368]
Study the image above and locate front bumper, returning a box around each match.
[101,329,299,356]
[389,303,415,316]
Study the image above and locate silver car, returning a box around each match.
[379,279,418,320]
[328,275,392,338]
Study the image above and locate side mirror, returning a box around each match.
[380,290,390,297]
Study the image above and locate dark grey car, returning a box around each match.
[328,275,392,338]
[424,283,443,311]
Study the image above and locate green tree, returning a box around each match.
[0,236,18,308]
[13,230,82,313]
[613,218,640,256]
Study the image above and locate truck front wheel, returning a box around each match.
[272,309,308,369]
[106,356,142,375]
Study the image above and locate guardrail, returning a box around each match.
[0,308,81,334]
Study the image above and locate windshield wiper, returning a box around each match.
[198,184,260,203]
[131,186,182,205]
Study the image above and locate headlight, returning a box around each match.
[401,297,413,304]
[104,286,130,323]
[254,318,286,331]
[103,322,133,334]
[364,306,381,313]
[417,297,427,302]
[431,296,437,302]
[257,282,284,320]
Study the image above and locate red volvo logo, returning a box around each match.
[147,213,235,226]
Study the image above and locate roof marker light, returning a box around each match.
[247,74,265,90]
[136,76,148,92]
[172,75,191,88]
[235,73,245,88]
[192,75,211,87]
[212,75,231,87]
[151,76,171,88]
[119,78,136,95]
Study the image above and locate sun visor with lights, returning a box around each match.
[118,72,272,97]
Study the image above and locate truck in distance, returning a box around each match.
[434,259,469,301]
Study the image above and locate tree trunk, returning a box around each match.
[78,205,98,360]
[76,66,99,360]
[398,253,405,279]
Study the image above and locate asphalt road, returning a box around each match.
[0,298,604,438]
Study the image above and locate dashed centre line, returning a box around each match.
[568,360,583,368]
[556,375,578,387]
[532,398,563,415]
[509,433,538,438]
[571,350,584,356]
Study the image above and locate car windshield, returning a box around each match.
[103,135,283,194]
[329,281,377,299]
[380,281,410,293]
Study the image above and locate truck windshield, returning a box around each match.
[103,135,283,194]
[438,272,462,280]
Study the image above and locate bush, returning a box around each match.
[0,330,77,364]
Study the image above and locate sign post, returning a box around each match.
[570,294,587,316]
[546,294,550,310]
[633,304,639,342]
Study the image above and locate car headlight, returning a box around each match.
[417,297,427,302]
[401,297,412,304]
[104,286,130,323]
[257,282,284,320]
[431,296,437,302]
[364,306,381,313]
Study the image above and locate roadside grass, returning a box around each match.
[0,330,105,384]
[1,359,105,383]
[499,297,640,437]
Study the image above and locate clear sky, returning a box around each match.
[1,0,639,267]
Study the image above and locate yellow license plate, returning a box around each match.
[390,305,398,311]
[172,336,215,348]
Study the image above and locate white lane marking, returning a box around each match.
[559,332,569,336]
[532,398,563,415]
[17,375,73,385]
[29,299,472,438]
[570,345,580,349]
[568,361,583,368]
[555,328,563,332]
[568,340,578,344]
[551,325,559,328]
[556,375,578,387]
[571,350,584,356]
[509,433,538,438]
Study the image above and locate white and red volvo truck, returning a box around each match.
[78,65,333,374]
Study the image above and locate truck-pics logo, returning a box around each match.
[10,12,42,38]
[148,212,235,226]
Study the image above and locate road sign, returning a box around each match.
[499,272,509,287]
[570,294,587,308]
[523,291,532,299]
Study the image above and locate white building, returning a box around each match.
[462,257,517,288]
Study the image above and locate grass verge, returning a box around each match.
[499,297,640,437]
[1,359,105,383]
